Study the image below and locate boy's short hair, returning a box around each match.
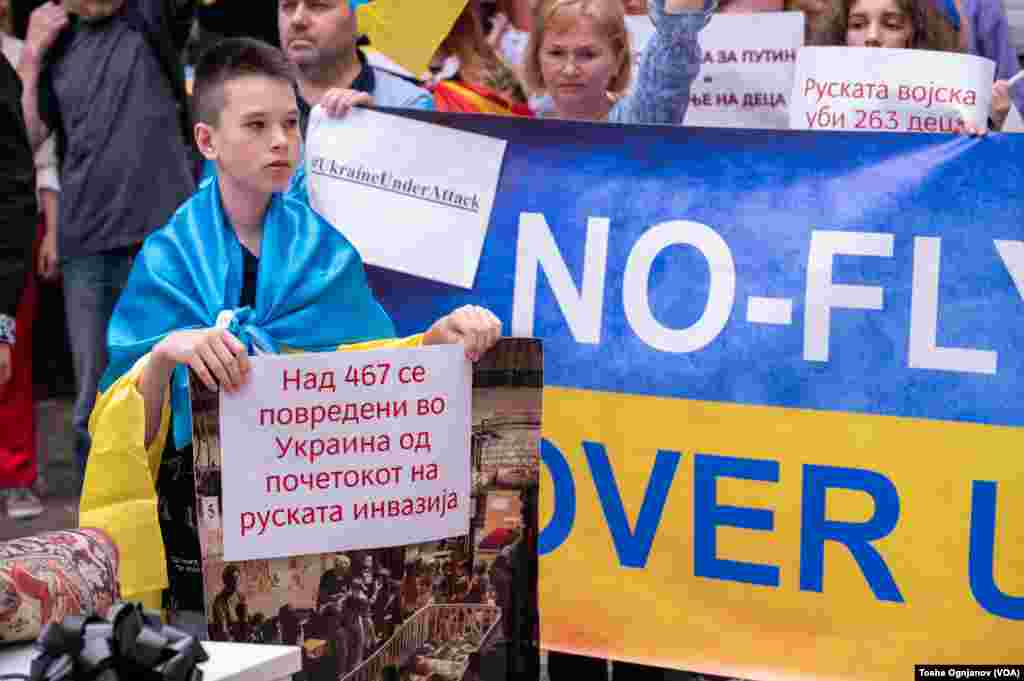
[192,37,298,126]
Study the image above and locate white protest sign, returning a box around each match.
[219,345,471,562]
[790,46,996,132]
[1004,102,1024,132]
[305,107,507,289]
[626,12,804,129]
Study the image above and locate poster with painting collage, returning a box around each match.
[191,338,541,681]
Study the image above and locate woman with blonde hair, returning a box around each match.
[522,0,712,123]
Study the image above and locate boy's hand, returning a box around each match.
[321,89,374,118]
[24,2,69,63]
[423,305,502,362]
[0,343,11,387]
[154,328,251,393]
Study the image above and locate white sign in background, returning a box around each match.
[1004,102,1024,132]
[219,346,471,562]
[626,12,805,129]
[305,107,507,289]
[790,46,996,132]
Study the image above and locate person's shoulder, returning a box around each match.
[369,66,433,108]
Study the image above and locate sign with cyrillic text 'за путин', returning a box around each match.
[218,345,471,562]
[627,12,805,129]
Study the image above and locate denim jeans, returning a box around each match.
[62,251,136,484]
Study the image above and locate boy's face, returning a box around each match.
[198,75,300,196]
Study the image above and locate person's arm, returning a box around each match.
[486,12,511,49]
[317,87,434,116]
[138,327,250,448]
[338,306,502,362]
[37,187,58,279]
[136,350,177,449]
[35,132,60,278]
[17,1,67,151]
[990,79,1011,130]
[611,0,714,125]
[971,0,1024,126]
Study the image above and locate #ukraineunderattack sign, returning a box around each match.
[305,107,506,289]
[355,110,1024,681]
[790,47,995,132]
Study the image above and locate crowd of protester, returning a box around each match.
[1,0,1022,679]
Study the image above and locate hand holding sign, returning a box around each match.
[790,47,996,133]
[153,328,251,394]
[320,88,375,117]
[991,79,1013,128]
[423,305,502,362]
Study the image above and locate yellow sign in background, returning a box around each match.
[539,387,1024,681]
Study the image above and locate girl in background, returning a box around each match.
[824,0,1011,130]
[826,0,962,49]
[430,1,532,115]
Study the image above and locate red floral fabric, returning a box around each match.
[0,529,120,642]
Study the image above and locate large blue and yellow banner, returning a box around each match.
[365,111,1024,680]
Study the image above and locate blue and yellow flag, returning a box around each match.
[101,177,396,450]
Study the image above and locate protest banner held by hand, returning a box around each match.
[790,46,996,133]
